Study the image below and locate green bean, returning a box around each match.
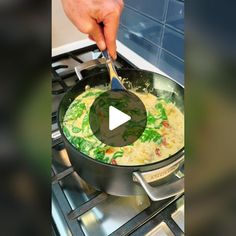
[112,150,124,159]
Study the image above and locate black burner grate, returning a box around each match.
[52,148,183,236]
[51,44,135,95]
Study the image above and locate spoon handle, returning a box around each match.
[102,50,119,78]
[102,50,125,90]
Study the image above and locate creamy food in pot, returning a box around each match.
[62,88,184,166]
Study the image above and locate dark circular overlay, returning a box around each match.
[89,90,147,147]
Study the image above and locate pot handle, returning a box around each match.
[74,58,106,80]
[133,172,184,201]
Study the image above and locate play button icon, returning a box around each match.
[89,90,147,147]
[109,106,131,131]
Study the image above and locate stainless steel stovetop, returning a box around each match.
[51,41,184,236]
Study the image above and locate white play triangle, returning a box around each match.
[109,106,131,131]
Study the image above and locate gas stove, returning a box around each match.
[51,39,184,236]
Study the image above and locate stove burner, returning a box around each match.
[51,44,184,235]
[52,65,76,95]
[68,193,108,220]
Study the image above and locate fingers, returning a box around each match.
[103,12,120,60]
[88,20,106,51]
[61,0,123,58]
[88,35,94,41]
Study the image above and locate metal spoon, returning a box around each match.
[102,50,126,90]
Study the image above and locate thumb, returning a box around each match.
[89,21,106,51]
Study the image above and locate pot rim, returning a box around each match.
[57,68,184,170]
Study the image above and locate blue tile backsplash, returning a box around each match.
[166,0,184,31]
[125,0,167,22]
[120,7,163,46]
[162,26,184,60]
[118,26,159,65]
[159,50,184,85]
[118,0,184,85]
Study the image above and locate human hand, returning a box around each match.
[62,0,124,59]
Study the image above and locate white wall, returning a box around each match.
[52,0,87,48]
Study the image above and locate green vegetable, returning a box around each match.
[97,97,129,112]
[72,127,81,133]
[97,98,107,108]
[112,150,124,159]
[129,109,142,115]
[82,92,95,98]
[127,120,143,128]
[79,139,93,154]
[146,112,163,129]
[69,136,94,155]
[82,91,103,98]
[93,147,105,161]
[76,103,86,118]
[152,124,163,129]
[122,128,140,141]
[63,126,71,140]
[155,103,168,121]
[65,101,86,120]
[82,113,89,131]
[70,136,82,147]
[103,157,110,163]
[147,112,158,125]
[159,97,172,104]
[93,146,115,163]
[140,128,162,144]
